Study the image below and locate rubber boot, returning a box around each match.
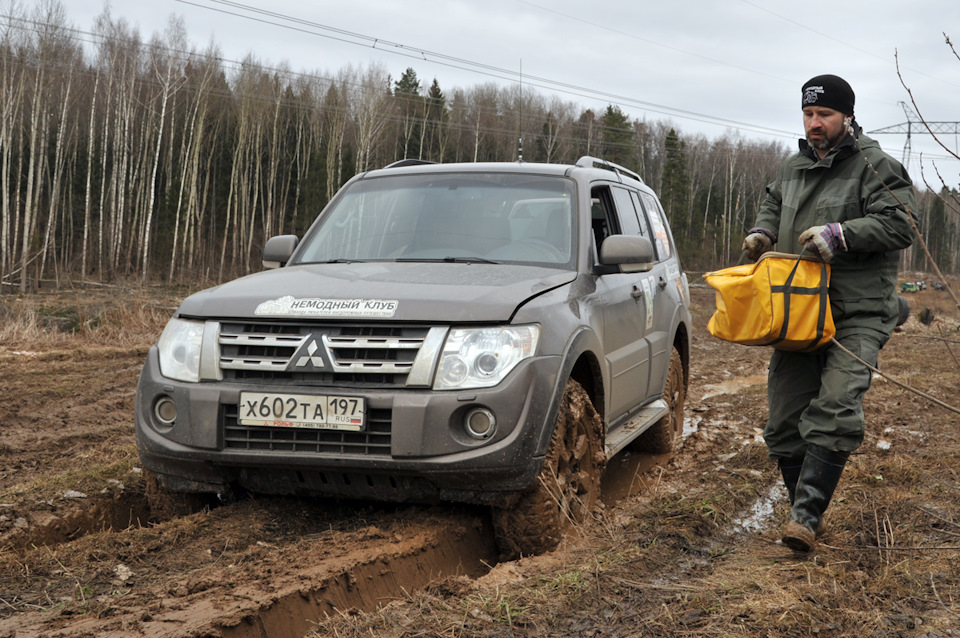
[778,456,828,539]
[781,444,849,552]
[777,457,804,505]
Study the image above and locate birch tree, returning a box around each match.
[141,17,187,282]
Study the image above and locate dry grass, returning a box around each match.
[0,283,185,347]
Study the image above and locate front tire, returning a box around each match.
[492,379,605,559]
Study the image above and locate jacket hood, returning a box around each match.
[176,262,576,323]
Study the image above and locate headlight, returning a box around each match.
[157,318,204,383]
[434,325,539,390]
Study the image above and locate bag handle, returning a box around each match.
[739,245,825,267]
[769,251,830,350]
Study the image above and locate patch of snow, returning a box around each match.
[733,483,784,533]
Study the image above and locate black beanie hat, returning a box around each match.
[802,75,855,115]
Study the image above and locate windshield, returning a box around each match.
[293,172,576,268]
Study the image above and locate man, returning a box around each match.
[742,74,915,552]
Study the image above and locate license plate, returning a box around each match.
[239,392,365,431]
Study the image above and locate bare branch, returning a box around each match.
[854,136,960,312]
[937,323,960,369]
[945,33,960,62]
[830,337,960,416]
[896,51,960,161]
[918,157,960,220]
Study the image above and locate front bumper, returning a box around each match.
[135,347,563,505]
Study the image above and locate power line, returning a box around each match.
[176,0,800,141]
[740,0,960,90]
[5,6,957,167]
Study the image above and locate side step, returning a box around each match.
[604,399,669,458]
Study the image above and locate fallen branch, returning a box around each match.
[938,324,960,368]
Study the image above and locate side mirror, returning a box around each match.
[599,235,655,273]
[262,235,299,269]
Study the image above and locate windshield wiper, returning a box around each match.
[298,258,370,264]
[395,256,499,265]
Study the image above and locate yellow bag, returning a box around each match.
[704,252,834,352]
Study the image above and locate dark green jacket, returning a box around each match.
[753,125,915,340]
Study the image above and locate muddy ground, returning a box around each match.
[1,279,960,637]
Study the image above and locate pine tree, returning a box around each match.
[660,129,690,251]
[600,105,633,168]
[394,67,423,160]
[424,78,449,162]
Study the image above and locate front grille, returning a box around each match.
[218,322,434,388]
[223,404,392,456]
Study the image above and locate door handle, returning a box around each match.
[631,285,644,300]
[657,276,667,290]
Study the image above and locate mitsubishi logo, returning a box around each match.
[290,338,326,370]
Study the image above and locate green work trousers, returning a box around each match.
[763,333,880,459]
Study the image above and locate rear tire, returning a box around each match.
[633,346,685,454]
[491,379,605,559]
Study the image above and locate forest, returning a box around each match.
[1,1,956,294]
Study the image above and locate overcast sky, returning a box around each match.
[58,0,960,187]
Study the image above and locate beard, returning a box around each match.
[806,126,847,151]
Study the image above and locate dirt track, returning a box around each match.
[2,282,959,637]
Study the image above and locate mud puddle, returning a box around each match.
[699,374,766,400]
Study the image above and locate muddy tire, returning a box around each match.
[633,347,685,454]
[491,379,605,559]
[143,469,213,519]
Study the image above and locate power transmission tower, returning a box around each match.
[868,102,960,169]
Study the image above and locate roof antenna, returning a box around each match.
[517,59,523,162]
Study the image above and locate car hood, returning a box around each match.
[177,262,577,322]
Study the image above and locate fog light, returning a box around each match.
[155,397,178,425]
[464,407,496,440]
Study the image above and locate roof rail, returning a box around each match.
[383,159,437,169]
[575,156,644,184]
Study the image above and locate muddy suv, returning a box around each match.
[135,156,691,558]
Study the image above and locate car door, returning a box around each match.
[592,185,652,422]
[635,189,682,403]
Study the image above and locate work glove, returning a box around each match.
[742,228,774,261]
[798,223,846,262]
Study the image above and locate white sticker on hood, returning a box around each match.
[255,296,398,318]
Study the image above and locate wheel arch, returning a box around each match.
[672,320,691,392]
[532,328,606,457]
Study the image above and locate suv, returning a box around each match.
[135,156,691,557]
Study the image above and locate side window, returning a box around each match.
[639,191,672,259]
[589,187,622,251]
[610,187,641,235]
[629,191,653,241]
